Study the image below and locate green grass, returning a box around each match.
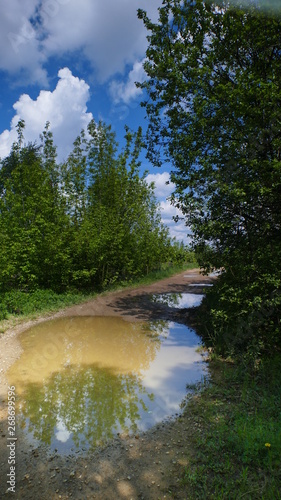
[1,261,279,498]
[0,288,94,320]
[0,261,197,326]
[178,355,281,499]
[111,261,198,290]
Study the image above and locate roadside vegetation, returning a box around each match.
[0,0,280,497]
[139,0,281,365]
[138,1,281,497]
[176,354,281,499]
[0,120,189,301]
[0,261,195,333]
[0,116,194,328]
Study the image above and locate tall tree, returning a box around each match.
[0,118,183,294]
[62,129,88,228]
[63,120,174,289]
[138,0,281,359]
[0,122,70,291]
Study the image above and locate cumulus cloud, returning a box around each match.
[160,199,190,243]
[0,0,47,84]
[109,59,147,104]
[160,199,184,226]
[0,0,160,84]
[146,172,176,199]
[0,68,93,161]
[146,172,190,243]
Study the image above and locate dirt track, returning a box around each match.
[0,269,214,499]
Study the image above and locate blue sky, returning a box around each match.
[0,0,279,244]
[0,0,190,242]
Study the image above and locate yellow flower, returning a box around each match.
[265,443,271,448]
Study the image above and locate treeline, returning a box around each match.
[0,119,186,295]
[139,0,281,362]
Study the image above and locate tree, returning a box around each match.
[62,129,88,228]
[0,118,185,296]
[0,122,71,291]
[138,0,281,360]
[62,119,175,289]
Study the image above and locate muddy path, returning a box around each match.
[60,268,211,323]
[0,269,214,499]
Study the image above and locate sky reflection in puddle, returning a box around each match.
[7,315,207,454]
[150,292,204,308]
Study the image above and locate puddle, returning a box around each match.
[150,293,204,308]
[188,283,213,287]
[7,316,207,454]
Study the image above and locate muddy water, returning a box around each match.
[6,313,207,454]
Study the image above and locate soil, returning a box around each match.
[0,269,214,499]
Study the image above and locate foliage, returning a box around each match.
[0,263,193,327]
[178,356,281,498]
[62,120,178,289]
[0,119,185,297]
[198,270,281,363]
[0,122,70,292]
[138,0,281,360]
[0,289,89,320]
[124,260,197,289]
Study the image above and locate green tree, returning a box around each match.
[62,119,174,289]
[138,0,281,360]
[0,118,183,296]
[62,129,88,228]
[0,122,71,291]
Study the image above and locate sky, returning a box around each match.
[0,0,190,244]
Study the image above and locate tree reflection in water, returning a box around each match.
[7,315,206,453]
[17,364,154,451]
[8,316,160,452]
[151,293,203,309]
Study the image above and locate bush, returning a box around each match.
[0,303,8,320]
[0,289,87,318]
[198,270,281,365]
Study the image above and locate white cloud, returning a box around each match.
[160,199,185,229]
[0,68,93,161]
[0,0,160,84]
[145,172,190,243]
[109,59,147,104]
[0,0,47,84]
[146,172,176,199]
[41,0,159,82]
[55,418,71,443]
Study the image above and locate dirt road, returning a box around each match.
[0,269,214,499]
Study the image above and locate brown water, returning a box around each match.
[7,314,207,454]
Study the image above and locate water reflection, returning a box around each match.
[17,365,153,452]
[7,316,207,454]
[188,284,213,287]
[150,293,204,309]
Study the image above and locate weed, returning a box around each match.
[0,263,196,333]
[178,355,281,499]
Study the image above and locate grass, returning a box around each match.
[0,261,197,333]
[1,261,279,498]
[110,261,197,290]
[0,288,93,318]
[176,354,281,499]
[0,288,95,336]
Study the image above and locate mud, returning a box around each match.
[0,269,214,499]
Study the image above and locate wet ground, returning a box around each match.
[0,269,215,499]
